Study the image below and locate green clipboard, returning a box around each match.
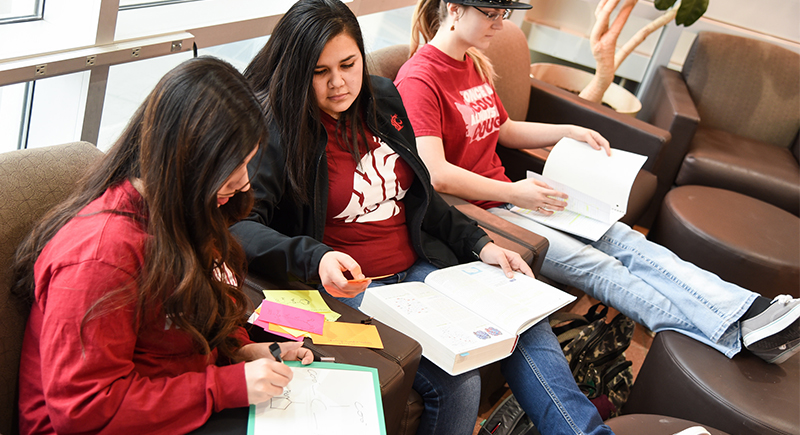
[246,361,385,435]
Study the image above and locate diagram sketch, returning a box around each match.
[251,363,384,435]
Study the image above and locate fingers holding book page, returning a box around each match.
[509,178,567,215]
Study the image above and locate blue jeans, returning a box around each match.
[325,259,612,435]
[489,206,758,358]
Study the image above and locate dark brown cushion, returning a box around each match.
[682,32,800,149]
[649,185,800,298]
[677,126,800,215]
[607,414,730,435]
[623,331,799,435]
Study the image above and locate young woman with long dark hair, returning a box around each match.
[13,56,312,435]
[231,1,622,434]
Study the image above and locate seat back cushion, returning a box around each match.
[0,142,103,435]
[682,31,800,148]
[367,44,410,81]
[482,20,532,121]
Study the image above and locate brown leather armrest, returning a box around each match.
[526,78,671,172]
[637,67,700,200]
[438,193,549,275]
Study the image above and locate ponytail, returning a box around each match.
[410,0,496,87]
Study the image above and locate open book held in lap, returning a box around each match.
[510,137,646,241]
[359,262,575,376]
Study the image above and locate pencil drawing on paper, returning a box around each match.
[253,366,382,435]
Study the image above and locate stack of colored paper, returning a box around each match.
[250,289,383,349]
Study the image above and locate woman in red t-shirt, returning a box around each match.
[395,0,800,422]
[12,56,312,435]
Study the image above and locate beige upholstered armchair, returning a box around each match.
[639,31,800,217]
[0,142,104,435]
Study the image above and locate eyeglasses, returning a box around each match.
[471,6,511,21]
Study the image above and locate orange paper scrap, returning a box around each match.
[347,274,393,284]
[309,321,384,349]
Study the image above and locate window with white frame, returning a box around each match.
[0,0,417,154]
[0,0,44,24]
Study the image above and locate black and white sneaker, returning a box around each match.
[741,295,800,364]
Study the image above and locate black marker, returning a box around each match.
[269,342,282,362]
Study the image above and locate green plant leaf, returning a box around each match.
[676,0,709,26]
[654,0,678,11]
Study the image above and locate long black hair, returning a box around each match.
[12,56,269,360]
[244,0,377,204]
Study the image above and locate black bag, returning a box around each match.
[477,394,540,435]
[550,303,635,419]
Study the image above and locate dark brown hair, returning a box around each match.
[12,56,268,360]
[244,0,377,204]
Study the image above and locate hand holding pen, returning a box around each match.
[241,342,313,405]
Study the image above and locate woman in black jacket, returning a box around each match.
[230,1,614,434]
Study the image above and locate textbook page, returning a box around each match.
[509,138,646,241]
[544,137,646,215]
[249,362,385,435]
[359,281,519,375]
[510,203,613,241]
[423,262,576,335]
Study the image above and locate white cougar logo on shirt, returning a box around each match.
[454,83,500,142]
[334,137,407,223]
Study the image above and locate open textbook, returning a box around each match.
[358,262,575,376]
[510,137,647,241]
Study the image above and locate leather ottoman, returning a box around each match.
[648,185,800,298]
[623,331,800,435]
[607,414,730,435]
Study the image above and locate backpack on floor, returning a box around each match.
[550,303,635,419]
[477,394,541,435]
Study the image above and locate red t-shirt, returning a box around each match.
[19,181,250,435]
[321,113,418,277]
[395,44,510,209]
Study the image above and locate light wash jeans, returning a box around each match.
[326,259,613,435]
[489,205,758,358]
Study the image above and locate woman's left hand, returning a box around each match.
[478,242,534,279]
[567,126,611,156]
[237,341,314,364]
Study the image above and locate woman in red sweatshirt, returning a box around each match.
[11,56,312,435]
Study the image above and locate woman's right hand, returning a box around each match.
[319,251,370,298]
[509,178,568,215]
[244,358,294,405]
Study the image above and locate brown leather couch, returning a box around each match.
[637,31,800,218]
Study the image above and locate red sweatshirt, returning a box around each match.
[18,180,251,434]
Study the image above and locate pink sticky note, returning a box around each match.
[252,317,303,341]
[256,300,324,335]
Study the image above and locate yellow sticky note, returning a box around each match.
[268,323,308,338]
[308,321,384,349]
[262,290,341,322]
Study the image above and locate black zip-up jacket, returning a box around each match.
[230,76,491,284]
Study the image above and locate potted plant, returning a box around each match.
[529,0,708,115]
[580,0,708,103]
